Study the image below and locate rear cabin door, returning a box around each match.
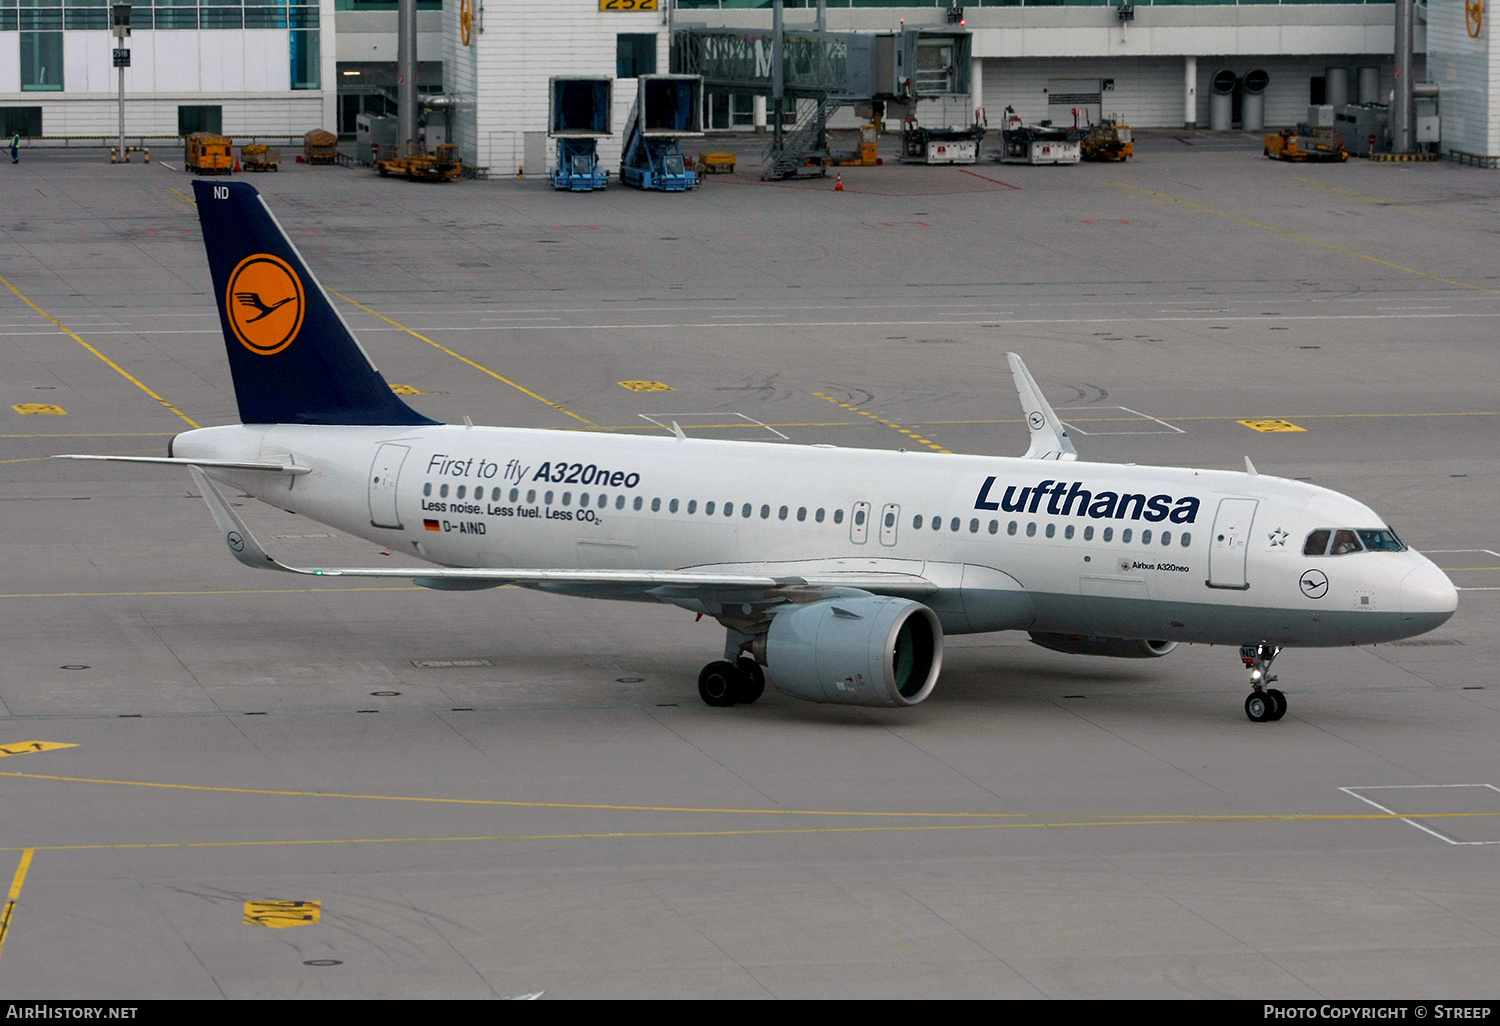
[1207,497,1258,589]
[368,443,410,529]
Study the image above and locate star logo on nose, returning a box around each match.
[1269,528,1288,547]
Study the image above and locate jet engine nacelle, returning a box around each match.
[766,596,943,707]
[1027,632,1178,659]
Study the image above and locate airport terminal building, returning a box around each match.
[3,0,1498,160]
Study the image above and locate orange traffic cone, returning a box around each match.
[233,156,241,173]
[834,173,843,191]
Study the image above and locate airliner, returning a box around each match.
[61,181,1458,722]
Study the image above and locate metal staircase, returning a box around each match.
[762,97,842,180]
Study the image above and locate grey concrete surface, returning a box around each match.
[0,137,1497,998]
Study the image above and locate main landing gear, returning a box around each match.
[697,658,766,707]
[1241,642,1287,722]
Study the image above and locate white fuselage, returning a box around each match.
[174,423,1458,648]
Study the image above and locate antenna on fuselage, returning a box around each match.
[1245,456,1258,476]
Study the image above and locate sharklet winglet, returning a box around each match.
[1008,353,1079,462]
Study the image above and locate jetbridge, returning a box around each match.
[674,21,972,180]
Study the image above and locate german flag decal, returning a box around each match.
[423,519,441,532]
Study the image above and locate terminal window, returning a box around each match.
[20,31,63,91]
[1,107,43,137]
[178,105,223,136]
[617,33,657,79]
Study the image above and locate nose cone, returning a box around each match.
[1400,560,1458,624]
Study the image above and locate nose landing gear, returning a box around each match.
[1242,643,1287,722]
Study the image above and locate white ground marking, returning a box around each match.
[1340,785,1500,846]
[638,412,790,441]
[1057,406,1187,437]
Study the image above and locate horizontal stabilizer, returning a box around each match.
[1008,353,1078,462]
[56,455,310,475]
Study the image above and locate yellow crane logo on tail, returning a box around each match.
[226,253,305,356]
[1468,0,1483,37]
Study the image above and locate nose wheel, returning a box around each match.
[1241,643,1287,722]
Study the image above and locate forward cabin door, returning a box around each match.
[1207,498,1258,589]
[368,443,410,529]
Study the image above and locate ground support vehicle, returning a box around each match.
[186,133,233,174]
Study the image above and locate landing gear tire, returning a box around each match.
[1245,692,1274,723]
[698,660,740,708]
[1266,688,1287,721]
[734,658,765,705]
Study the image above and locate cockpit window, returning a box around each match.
[1330,530,1362,555]
[1303,530,1331,556]
[1357,528,1407,552]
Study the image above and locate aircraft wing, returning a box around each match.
[188,467,936,601]
[1007,353,1078,461]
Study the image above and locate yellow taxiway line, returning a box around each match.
[0,849,35,966]
[330,291,596,426]
[0,273,199,429]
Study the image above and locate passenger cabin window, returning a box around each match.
[833,509,844,524]
[705,501,715,515]
[914,515,924,529]
[1304,530,1331,556]
[669,499,679,513]
[423,483,432,497]
[439,484,449,498]
[797,507,807,522]
[688,500,697,514]
[989,520,998,535]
